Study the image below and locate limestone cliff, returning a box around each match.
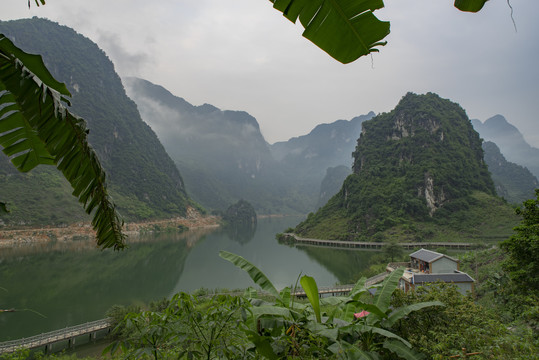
[295,92,500,240]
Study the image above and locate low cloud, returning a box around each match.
[97,32,151,76]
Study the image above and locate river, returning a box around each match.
[0,216,379,341]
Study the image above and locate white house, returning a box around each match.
[388,248,475,295]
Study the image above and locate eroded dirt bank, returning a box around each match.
[0,206,220,249]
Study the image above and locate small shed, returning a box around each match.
[409,249,459,274]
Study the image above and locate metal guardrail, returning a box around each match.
[0,318,111,354]
[285,234,474,250]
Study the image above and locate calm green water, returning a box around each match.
[0,216,376,341]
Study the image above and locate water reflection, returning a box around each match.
[1,217,338,340]
[0,230,202,340]
[223,222,257,244]
[0,216,390,341]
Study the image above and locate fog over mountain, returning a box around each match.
[472,115,539,179]
[124,77,376,214]
[482,141,538,204]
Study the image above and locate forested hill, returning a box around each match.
[0,18,190,223]
[295,92,517,242]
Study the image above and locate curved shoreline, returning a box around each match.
[0,209,221,249]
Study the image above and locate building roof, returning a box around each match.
[413,272,474,284]
[409,248,458,263]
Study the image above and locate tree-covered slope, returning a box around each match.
[296,92,517,241]
[483,141,538,204]
[317,165,352,209]
[0,18,190,223]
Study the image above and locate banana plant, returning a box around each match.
[220,251,443,359]
[0,34,125,250]
[220,251,323,358]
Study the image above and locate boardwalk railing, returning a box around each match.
[292,272,388,298]
[0,318,112,354]
[284,234,475,251]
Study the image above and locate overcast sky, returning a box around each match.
[2,1,538,146]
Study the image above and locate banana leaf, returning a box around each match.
[270,0,389,64]
[300,275,321,323]
[0,34,125,250]
[219,251,280,299]
[454,0,489,12]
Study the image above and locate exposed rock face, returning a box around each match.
[422,172,446,216]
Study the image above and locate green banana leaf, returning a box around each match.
[219,251,280,299]
[383,300,444,327]
[349,276,368,300]
[269,0,488,64]
[372,267,403,313]
[270,0,390,64]
[251,305,295,319]
[300,275,321,323]
[383,339,426,360]
[0,34,125,250]
[454,0,489,12]
[341,323,412,348]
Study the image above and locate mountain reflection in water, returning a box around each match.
[0,216,379,341]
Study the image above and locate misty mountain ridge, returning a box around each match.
[271,112,375,164]
[126,75,537,217]
[472,115,539,179]
[125,77,377,214]
[482,141,538,204]
[124,77,305,213]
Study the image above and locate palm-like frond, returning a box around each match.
[219,251,280,298]
[270,0,390,64]
[0,34,125,250]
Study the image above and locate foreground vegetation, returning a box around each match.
[2,191,536,359]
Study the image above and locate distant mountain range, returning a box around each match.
[126,76,538,214]
[0,18,535,228]
[472,115,539,180]
[125,77,375,214]
[482,141,538,204]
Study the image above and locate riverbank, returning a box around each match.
[0,206,220,249]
